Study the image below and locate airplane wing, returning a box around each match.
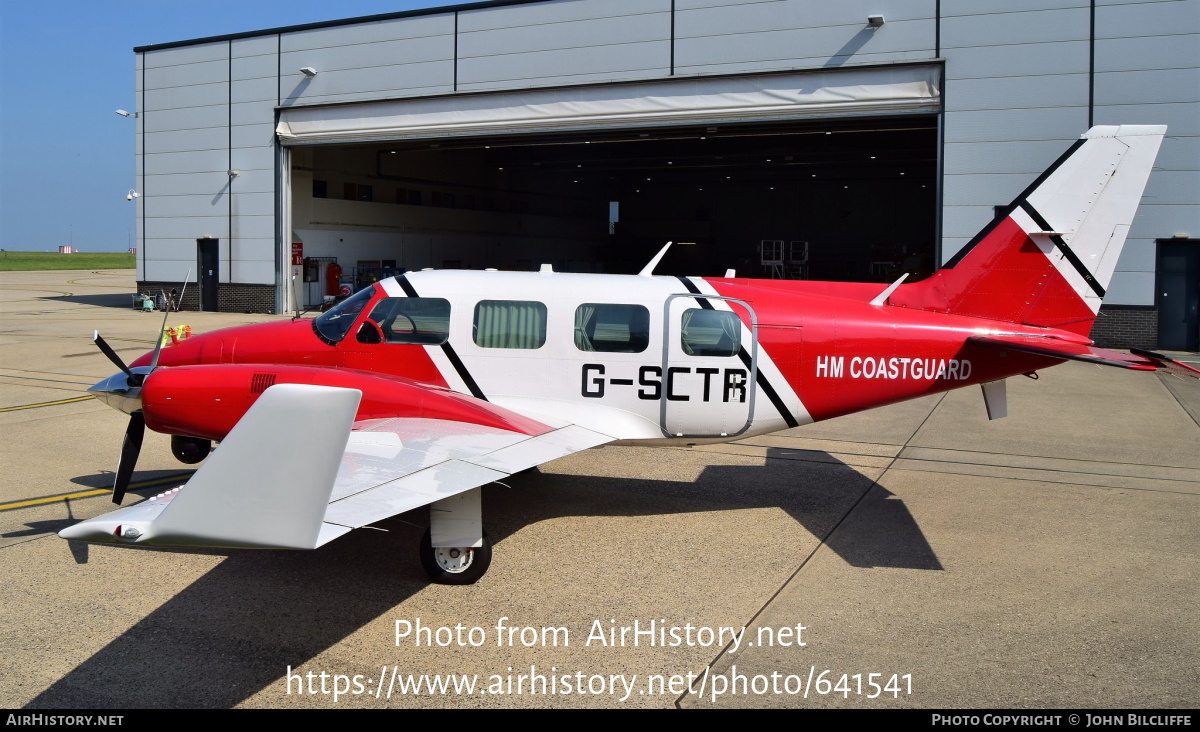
[967,335,1200,378]
[59,384,614,549]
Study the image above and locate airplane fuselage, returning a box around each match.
[134,269,1062,446]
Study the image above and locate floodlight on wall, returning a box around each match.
[300,67,318,77]
[126,189,139,201]
[229,169,240,178]
[867,14,885,27]
[115,109,137,118]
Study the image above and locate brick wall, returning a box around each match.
[1089,305,1158,350]
[138,282,276,314]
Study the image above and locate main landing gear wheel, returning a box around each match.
[419,528,492,585]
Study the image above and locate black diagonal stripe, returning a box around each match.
[396,274,488,401]
[679,277,798,428]
[676,276,713,308]
[944,137,1088,269]
[737,348,799,428]
[1019,201,1106,298]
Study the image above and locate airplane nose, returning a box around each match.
[88,371,146,415]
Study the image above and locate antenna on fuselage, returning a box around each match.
[638,241,673,277]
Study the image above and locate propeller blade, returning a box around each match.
[112,412,146,504]
[93,331,135,381]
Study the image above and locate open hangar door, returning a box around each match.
[281,68,939,302]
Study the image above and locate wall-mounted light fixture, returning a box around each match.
[115,109,137,118]
[229,169,241,178]
[300,67,318,77]
[126,189,139,201]
[867,14,886,28]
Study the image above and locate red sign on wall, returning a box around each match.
[291,242,303,266]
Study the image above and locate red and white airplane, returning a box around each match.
[62,125,1197,584]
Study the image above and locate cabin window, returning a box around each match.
[364,297,451,345]
[680,309,740,357]
[473,300,547,349]
[574,303,649,353]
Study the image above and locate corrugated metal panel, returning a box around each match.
[1095,34,1200,74]
[143,194,229,218]
[1093,68,1200,106]
[144,150,229,176]
[230,260,277,284]
[143,83,228,112]
[142,105,227,134]
[941,0,1087,15]
[943,172,1046,202]
[942,204,999,242]
[457,0,670,90]
[144,127,228,155]
[143,42,226,68]
[228,213,277,240]
[222,168,275,194]
[1113,239,1157,272]
[943,139,1079,174]
[231,100,275,127]
[1093,102,1200,136]
[139,171,231,197]
[943,107,1089,142]
[945,41,1089,80]
[279,61,456,106]
[1096,0,1200,38]
[1103,271,1155,306]
[1138,171,1200,206]
[143,59,227,90]
[282,13,451,51]
[457,42,670,90]
[941,6,1089,48]
[675,23,935,75]
[944,74,1089,112]
[231,77,276,104]
[145,218,228,240]
[231,124,275,150]
[677,0,935,32]
[231,35,277,59]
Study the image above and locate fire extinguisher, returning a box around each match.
[326,262,343,297]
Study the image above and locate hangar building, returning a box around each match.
[130,0,1199,350]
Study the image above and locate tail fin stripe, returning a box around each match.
[1017,200,1106,298]
[942,137,1088,270]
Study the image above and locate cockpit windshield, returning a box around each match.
[312,286,376,344]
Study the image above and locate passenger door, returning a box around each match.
[660,294,757,438]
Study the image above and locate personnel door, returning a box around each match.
[1157,239,1199,351]
[660,294,757,438]
[197,237,219,312]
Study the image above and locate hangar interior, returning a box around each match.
[289,116,937,304]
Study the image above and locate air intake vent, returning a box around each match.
[250,373,277,394]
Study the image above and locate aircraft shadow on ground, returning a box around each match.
[41,293,139,309]
[27,447,938,708]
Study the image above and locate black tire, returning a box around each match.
[170,435,211,464]
[419,528,492,585]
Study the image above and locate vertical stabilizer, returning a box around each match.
[891,125,1166,335]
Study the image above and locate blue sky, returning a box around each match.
[0,1,450,252]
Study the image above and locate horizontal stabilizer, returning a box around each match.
[1130,348,1200,379]
[967,334,1186,373]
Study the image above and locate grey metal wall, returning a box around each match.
[134,0,1197,308]
[139,38,276,285]
[1093,0,1199,305]
[940,0,1199,306]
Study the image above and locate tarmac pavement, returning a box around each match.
[1,269,1196,709]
